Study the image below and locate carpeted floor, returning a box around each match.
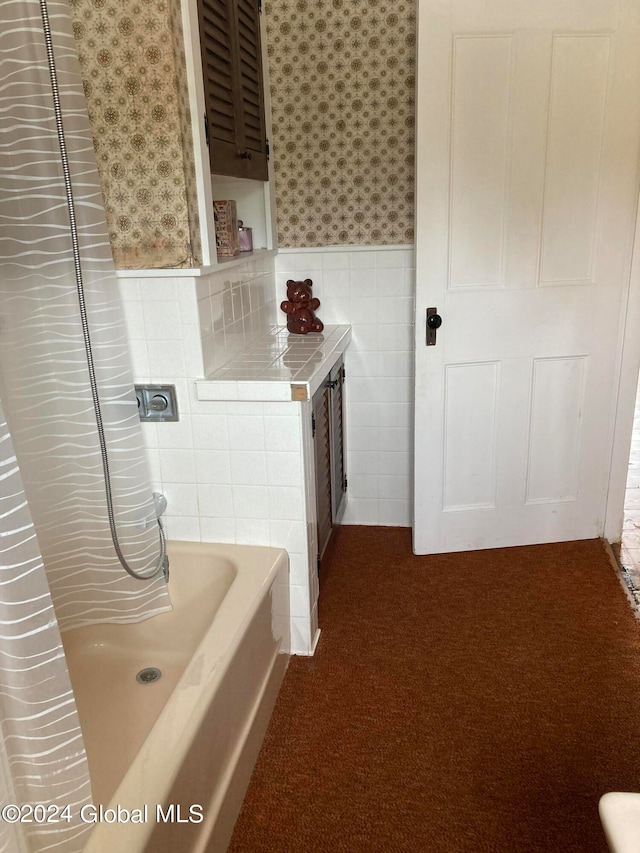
[228,527,640,852]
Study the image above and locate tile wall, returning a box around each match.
[275,246,415,527]
[195,255,279,376]
[118,245,415,651]
[118,254,319,653]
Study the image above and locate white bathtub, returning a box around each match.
[62,541,290,853]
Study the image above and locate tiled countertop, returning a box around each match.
[195,325,351,402]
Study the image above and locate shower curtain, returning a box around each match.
[0,0,173,848]
[0,409,91,852]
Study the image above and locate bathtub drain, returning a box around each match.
[136,667,162,685]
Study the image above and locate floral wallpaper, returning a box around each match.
[264,0,416,247]
[69,0,415,263]
[167,0,202,265]
[69,0,199,268]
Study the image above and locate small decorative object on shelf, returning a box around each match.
[280,279,324,335]
[213,200,239,258]
[237,220,253,252]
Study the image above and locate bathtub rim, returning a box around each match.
[82,540,289,853]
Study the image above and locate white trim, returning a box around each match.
[310,628,321,655]
[605,191,640,543]
[276,244,413,254]
[115,249,277,278]
[180,0,216,267]
[113,245,414,277]
[259,11,278,252]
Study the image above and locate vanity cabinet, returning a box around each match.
[197,0,269,181]
[312,358,347,565]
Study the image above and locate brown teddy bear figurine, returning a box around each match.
[280,278,324,335]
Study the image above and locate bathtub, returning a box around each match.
[61,540,290,853]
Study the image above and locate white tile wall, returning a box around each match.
[196,255,279,376]
[119,275,203,383]
[117,244,415,654]
[119,266,318,652]
[275,246,415,527]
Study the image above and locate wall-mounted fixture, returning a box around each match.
[135,385,179,422]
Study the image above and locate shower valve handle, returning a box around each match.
[149,394,169,412]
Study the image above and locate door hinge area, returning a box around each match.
[266,137,270,160]
[203,113,210,148]
[317,553,321,576]
[344,476,348,491]
[311,411,316,438]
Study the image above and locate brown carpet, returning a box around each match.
[228,527,640,853]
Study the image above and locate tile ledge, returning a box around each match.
[195,325,351,403]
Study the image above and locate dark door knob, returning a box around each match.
[426,313,442,330]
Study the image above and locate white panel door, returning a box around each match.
[413,0,640,554]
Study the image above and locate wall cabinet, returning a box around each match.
[197,0,269,181]
[312,358,347,565]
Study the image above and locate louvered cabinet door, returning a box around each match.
[198,0,268,181]
[198,0,239,176]
[328,359,346,524]
[313,358,347,565]
[235,0,268,179]
[313,385,333,560]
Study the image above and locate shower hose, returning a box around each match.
[38,0,169,582]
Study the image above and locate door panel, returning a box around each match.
[525,356,588,504]
[443,362,500,511]
[540,36,610,285]
[449,36,512,289]
[414,0,640,553]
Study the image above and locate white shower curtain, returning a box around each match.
[0,408,91,852]
[0,0,173,848]
[0,0,172,629]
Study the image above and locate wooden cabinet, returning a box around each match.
[312,359,347,566]
[197,0,269,181]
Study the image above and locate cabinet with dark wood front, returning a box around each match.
[312,357,347,578]
[197,0,269,181]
